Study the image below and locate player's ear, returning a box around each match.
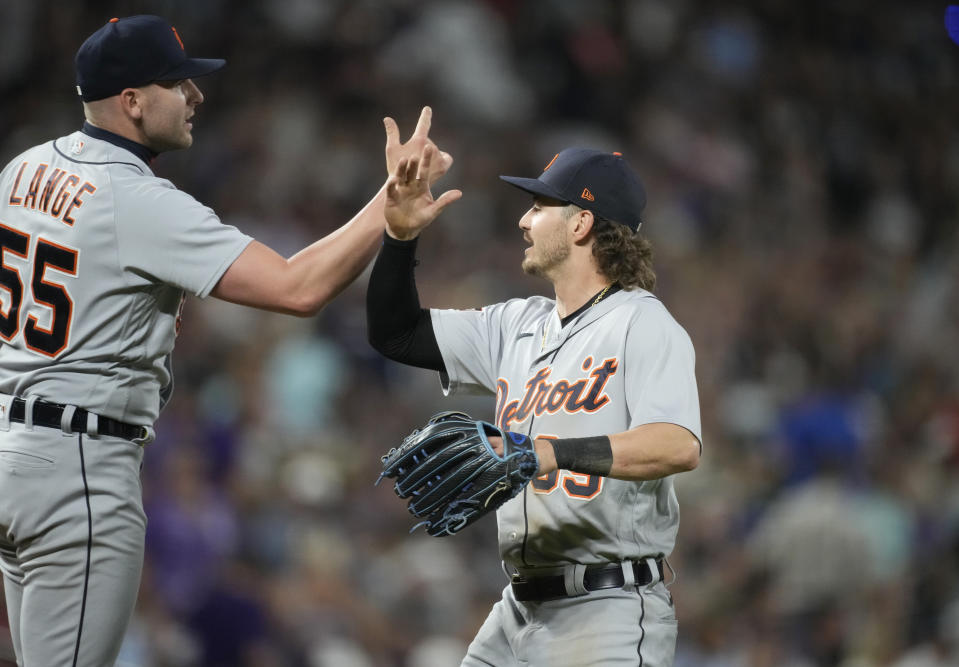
[118,88,144,120]
[570,208,595,243]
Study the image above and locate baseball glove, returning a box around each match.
[377,411,539,537]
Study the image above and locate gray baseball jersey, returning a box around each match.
[431,289,701,569]
[0,130,252,426]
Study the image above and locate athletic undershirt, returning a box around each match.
[366,233,445,371]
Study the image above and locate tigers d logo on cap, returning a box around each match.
[75,15,226,102]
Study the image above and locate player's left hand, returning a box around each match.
[378,411,540,536]
[384,106,453,186]
[385,145,462,240]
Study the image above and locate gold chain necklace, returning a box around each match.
[542,284,613,350]
[592,283,612,306]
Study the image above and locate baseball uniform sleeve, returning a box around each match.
[430,300,518,396]
[624,303,703,445]
[114,178,252,297]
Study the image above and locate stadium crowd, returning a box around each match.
[1,0,957,665]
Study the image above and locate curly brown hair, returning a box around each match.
[565,206,655,291]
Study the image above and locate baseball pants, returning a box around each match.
[461,579,677,667]
[0,409,146,667]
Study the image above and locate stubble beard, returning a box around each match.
[522,237,570,278]
[144,117,193,153]
[163,125,193,151]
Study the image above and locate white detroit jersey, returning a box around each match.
[431,289,702,568]
[0,131,252,425]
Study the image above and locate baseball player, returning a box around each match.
[0,15,450,667]
[367,148,702,666]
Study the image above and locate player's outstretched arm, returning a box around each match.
[365,144,459,370]
[211,107,451,316]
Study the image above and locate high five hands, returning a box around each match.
[384,132,462,241]
[384,106,452,188]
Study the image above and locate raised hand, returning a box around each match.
[384,106,453,186]
[385,145,462,241]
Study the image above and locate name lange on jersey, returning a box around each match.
[496,357,619,430]
[6,161,96,226]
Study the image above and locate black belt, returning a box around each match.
[511,559,665,602]
[9,397,146,443]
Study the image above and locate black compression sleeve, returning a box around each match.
[366,233,446,372]
[551,436,614,476]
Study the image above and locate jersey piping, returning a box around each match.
[53,141,145,172]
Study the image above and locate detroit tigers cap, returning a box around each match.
[75,15,226,102]
[499,148,647,231]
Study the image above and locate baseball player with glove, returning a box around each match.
[0,15,451,667]
[368,147,702,666]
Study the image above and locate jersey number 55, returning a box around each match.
[0,222,78,358]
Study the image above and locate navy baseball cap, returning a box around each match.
[500,148,647,231]
[75,15,226,102]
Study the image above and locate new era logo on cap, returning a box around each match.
[500,148,647,231]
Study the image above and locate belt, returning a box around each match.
[9,397,147,443]
[511,558,665,602]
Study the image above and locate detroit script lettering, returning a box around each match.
[496,356,618,430]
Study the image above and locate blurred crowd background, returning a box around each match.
[2,0,958,665]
